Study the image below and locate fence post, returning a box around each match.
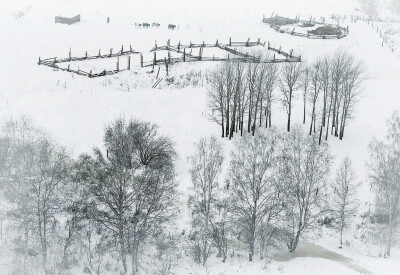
[165,57,168,76]
[156,66,160,79]
[69,48,71,61]
[128,55,131,70]
[154,52,157,66]
[229,37,231,46]
[178,41,180,52]
[183,48,186,62]
[117,56,119,71]
[110,48,113,57]
[98,49,101,57]
[85,51,88,59]
[121,45,124,54]
[140,53,143,67]
[38,57,41,65]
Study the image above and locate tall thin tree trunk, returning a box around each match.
[287,89,292,132]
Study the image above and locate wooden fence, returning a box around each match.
[263,15,349,40]
[38,45,139,78]
[38,39,301,78]
[142,38,301,69]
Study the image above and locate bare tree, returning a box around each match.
[301,66,310,125]
[0,119,71,274]
[264,63,279,129]
[330,157,360,248]
[361,0,379,20]
[330,51,348,137]
[368,111,400,257]
[76,118,177,274]
[208,64,228,138]
[227,129,281,261]
[339,60,364,140]
[208,62,239,139]
[318,56,331,144]
[230,62,246,139]
[280,62,303,132]
[308,60,321,136]
[188,136,224,265]
[278,126,332,252]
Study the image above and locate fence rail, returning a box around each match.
[38,39,301,78]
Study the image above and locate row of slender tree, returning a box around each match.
[0,112,398,273]
[187,126,363,264]
[208,50,364,143]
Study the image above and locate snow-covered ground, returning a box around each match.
[1,0,400,274]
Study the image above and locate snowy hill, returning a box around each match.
[0,0,400,274]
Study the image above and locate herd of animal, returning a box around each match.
[134,22,177,30]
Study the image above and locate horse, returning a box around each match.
[134,23,142,28]
[168,24,176,30]
[142,22,150,28]
[152,22,160,28]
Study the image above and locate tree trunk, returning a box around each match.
[226,104,230,138]
[259,99,263,127]
[303,92,306,124]
[120,231,127,274]
[289,230,301,252]
[287,89,292,132]
[221,105,225,138]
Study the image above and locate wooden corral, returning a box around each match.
[143,38,301,69]
[263,14,349,39]
[55,14,80,25]
[38,39,301,78]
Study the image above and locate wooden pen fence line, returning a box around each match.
[263,15,349,40]
[142,38,301,68]
[38,39,301,78]
[38,45,140,78]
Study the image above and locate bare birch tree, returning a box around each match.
[188,136,224,265]
[76,118,177,274]
[278,126,332,252]
[330,157,360,248]
[0,119,71,274]
[368,111,400,257]
[280,62,303,132]
[227,129,281,261]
